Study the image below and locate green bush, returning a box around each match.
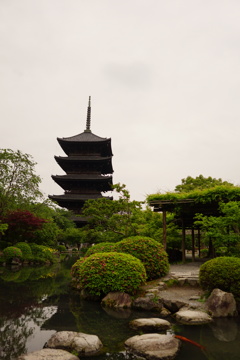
[3,246,23,262]
[57,245,67,252]
[29,243,55,264]
[199,257,240,301]
[71,257,86,286]
[72,252,147,296]
[85,242,116,257]
[16,242,33,260]
[114,236,169,280]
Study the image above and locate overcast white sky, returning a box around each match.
[1,0,240,202]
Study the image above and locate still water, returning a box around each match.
[0,256,240,360]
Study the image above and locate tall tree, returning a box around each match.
[0,149,43,216]
[82,183,144,242]
[175,174,233,193]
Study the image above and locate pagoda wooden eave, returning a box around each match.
[49,194,113,203]
[52,174,112,182]
[57,135,113,156]
[52,174,112,192]
[54,155,113,174]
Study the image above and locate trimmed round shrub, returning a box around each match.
[29,243,55,263]
[85,242,116,257]
[71,257,86,287]
[72,252,147,296]
[3,246,22,262]
[199,257,240,301]
[16,242,32,260]
[114,236,169,280]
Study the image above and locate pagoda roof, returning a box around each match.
[58,131,110,143]
[57,134,112,157]
[54,155,113,174]
[49,194,113,202]
[52,174,112,181]
[55,155,113,162]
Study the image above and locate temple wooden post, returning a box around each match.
[182,222,186,263]
[162,210,167,250]
[191,228,195,262]
[198,229,201,257]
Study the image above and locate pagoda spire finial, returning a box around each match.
[85,96,91,132]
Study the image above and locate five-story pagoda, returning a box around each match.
[49,97,113,226]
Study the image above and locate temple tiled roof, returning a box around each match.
[52,174,112,180]
[55,155,112,161]
[58,131,110,143]
[49,194,113,201]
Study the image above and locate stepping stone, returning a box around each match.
[46,331,103,356]
[175,309,212,325]
[18,348,79,360]
[129,318,171,332]
[125,333,180,360]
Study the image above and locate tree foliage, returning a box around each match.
[175,174,233,193]
[0,149,43,216]
[195,201,240,256]
[82,183,144,242]
[3,210,47,244]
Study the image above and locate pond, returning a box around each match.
[0,256,240,360]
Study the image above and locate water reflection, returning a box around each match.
[0,258,240,360]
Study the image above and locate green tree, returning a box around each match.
[62,228,83,249]
[175,174,233,193]
[29,202,76,247]
[82,183,144,243]
[0,149,43,216]
[195,201,240,256]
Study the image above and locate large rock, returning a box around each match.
[101,292,132,308]
[129,318,171,332]
[125,333,180,360]
[161,298,186,313]
[45,331,103,356]
[175,309,212,325]
[133,296,163,312]
[206,288,238,317]
[18,348,79,360]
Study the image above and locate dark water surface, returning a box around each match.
[0,257,240,360]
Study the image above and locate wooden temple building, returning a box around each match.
[49,97,113,226]
[148,186,240,262]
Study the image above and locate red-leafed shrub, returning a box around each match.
[3,210,47,243]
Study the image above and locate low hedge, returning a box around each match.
[114,236,169,280]
[72,252,147,296]
[85,242,116,257]
[199,256,240,301]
